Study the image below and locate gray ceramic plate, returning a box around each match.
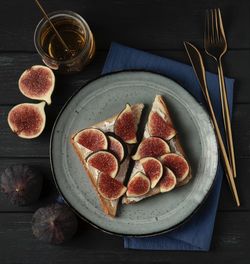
[50,71,218,236]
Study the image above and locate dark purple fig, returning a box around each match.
[74,128,108,152]
[114,104,137,144]
[140,157,163,188]
[108,135,126,162]
[86,150,119,178]
[126,172,150,197]
[32,203,78,244]
[160,153,189,183]
[7,102,46,139]
[19,65,55,105]
[97,173,127,200]
[132,136,170,160]
[148,111,176,140]
[0,164,43,206]
[159,167,176,193]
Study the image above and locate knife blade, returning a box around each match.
[183,41,240,206]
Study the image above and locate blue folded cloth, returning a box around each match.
[102,42,235,251]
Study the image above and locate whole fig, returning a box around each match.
[32,203,78,244]
[0,164,43,206]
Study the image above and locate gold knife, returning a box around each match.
[184,41,240,206]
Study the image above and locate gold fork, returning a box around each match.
[204,8,237,178]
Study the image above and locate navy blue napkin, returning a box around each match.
[102,42,235,251]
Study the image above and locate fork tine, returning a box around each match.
[204,10,210,46]
[217,8,226,41]
[210,9,215,43]
[214,9,220,42]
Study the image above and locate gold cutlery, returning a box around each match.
[184,41,240,206]
[204,8,236,178]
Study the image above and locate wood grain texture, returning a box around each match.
[0,0,250,51]
[0,212,249,264]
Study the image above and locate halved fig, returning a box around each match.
[160,153,189,183]
[97,173,126,200]
[75,128,108,152]
[126,172,150,197]
[7,102,46,139]
[140,157,163,188]
[108,135,126,162]
[148,111,176,140]
[86,151,119,178]
[132,137,170,160]
[159,167,177,193]
[114,104,137,144]
[18,65,55,105]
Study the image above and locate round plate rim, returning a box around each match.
[50,70,218,237]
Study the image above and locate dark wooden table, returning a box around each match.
[1,1,250,263]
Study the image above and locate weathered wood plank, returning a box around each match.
[0,50,249,104]
[0,212,249,263]
[0,0,250,51]
[0,104,248,157]
[0,156,249,212]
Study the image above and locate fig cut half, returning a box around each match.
[160,153,190,183]
[132,136,170,160]
[159,167,177,193]
[97,173,127,200]
[86,150,119,178]
[74,128,108,152]
[108,135,126,162]
[18,65,55,105]
[7,102,46,139]
[126,172,150,197]
[114,104,137,144]
[140,157,163,188]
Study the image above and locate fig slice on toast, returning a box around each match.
[148,111,176,141]
[86,151,119,178]
[160,153,189,183]
[132,136,170,160]
[139,157,163,188]
[126,172,150,197]
[108,135,126,162]
[159,167,177,193]
[114,104,137,144]
[74,128,108,152]
[97,173,127,200]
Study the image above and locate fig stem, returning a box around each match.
[34,0,73,56]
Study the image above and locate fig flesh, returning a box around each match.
[114,104,137,144]
[148,111,176,140]
[32,203,78,244]
[97,173,127,200]
[140,157,163,188]
[87,150,119,178]
[160,153,189,183]
[75,128,108,152]
[132,137,170,160]
[18,65,55,105]
[108,135,126,162]
[159,167,177,193]
[126,172,150,197]
[0,164,43,206]
[7,102,46,139]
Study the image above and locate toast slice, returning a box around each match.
[71,103,144,216]
[122,95,191,204]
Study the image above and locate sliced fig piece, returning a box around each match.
[18,65,55,105]
[114,104,137,144]
[97,173,126,200]
[86,151,119,178]
[126,172,150,197]
[160,153,189,183]
[159,167,177,193]
[132,137,170,160]
[75,128,108,152]
[140,157,163,188]
[108,135,126,162]
[7,102,46,139]
[148,111,176,140]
